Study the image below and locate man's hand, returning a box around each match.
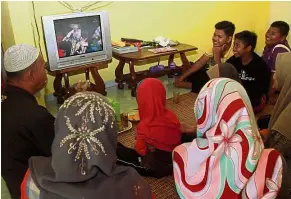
[212,44,225,65]
[174,54,211,87]
[212,46,223,57]
[174,75,185,86]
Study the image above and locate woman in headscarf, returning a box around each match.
[265,52,291,197]
[135,78,182,154]
[207,62,241,84]
[173,78,289,198]
[21,92,152,199]
[175,62,241,93]
[117,78,196,178]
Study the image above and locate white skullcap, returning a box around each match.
[4,44,40,72]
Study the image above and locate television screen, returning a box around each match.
[42,11,112,71]
[54,16,103,59]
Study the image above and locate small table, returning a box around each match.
[113,44,198,96]
[47,60,110,104]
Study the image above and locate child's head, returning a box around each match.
[212,21,235,47]
[233,31,257,58]
[136,78,166,119]
[265,21,290,46]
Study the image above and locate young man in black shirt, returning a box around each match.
[1,44,55,199]
[227,31,271,113]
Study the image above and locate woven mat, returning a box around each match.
[117,92,273,199]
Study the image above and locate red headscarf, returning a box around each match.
[135,78,181,155]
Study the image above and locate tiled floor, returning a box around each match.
[45,76,190,117]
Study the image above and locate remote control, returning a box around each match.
[121,38,143,43]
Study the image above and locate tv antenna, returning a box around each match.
[58,1,108,12]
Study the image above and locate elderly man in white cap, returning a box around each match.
[1,44,55,199]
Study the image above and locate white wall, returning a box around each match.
[270,2,291,44]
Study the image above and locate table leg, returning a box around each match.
[85,69,90,81]
[53,72,65,104]
[53,72,63,96]
[63,73,71,96]
[115,59,126,89]
[180,52,191,72]
[168,54,175,78]
[90,67,107,96]
[129,61,137,97]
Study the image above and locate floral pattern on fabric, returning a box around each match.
[173,78,284,199]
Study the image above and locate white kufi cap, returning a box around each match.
[4,44,40,72]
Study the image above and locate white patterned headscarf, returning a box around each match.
[173,78,286,199]
[29,92,152,199]
[173,78,264,198]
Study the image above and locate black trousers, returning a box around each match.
[186,68,210,93]
[116,134,196,178]
[257,114,271,130]
[116,143,172,178]
[181,133,196,143]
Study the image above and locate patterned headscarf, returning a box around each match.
[29,92,151,199]
[268,52,291,141]
[206,63,241,84]
[173,78,284,198]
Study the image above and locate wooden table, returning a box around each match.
[47,60,110,104]
[113,44,198,96]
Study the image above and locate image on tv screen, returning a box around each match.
[54,15,103,58]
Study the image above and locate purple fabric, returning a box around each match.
[262,40,290,72]
[149,65,165,73]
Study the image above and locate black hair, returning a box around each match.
[271,21,290,37]
[215,21,236,37]
[235,31,257,51]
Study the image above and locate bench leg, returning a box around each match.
[53,72,63,96]
[53,72,65,104]
[85,69,90,81]
[129,61,137,97]
[63,72,72,98]
[167,54,175,78]
[90,67,107,96]
[115,59,126,89]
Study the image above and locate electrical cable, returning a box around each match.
[31,1,43,56]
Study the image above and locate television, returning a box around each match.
[42,11,112,71]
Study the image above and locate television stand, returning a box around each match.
[47,60,110,104]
